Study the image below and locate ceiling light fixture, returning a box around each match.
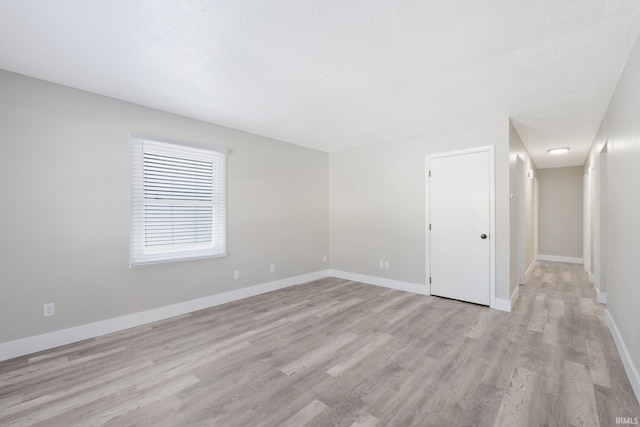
[547,147,570,155]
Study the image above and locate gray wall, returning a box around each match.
[585,32,640,397]
[0,70,329,344]
[329,118,512,301]
[537,166,583,259]
[509,121,537,296]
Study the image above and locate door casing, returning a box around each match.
[426,146,496,308]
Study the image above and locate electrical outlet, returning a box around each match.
[270,264,276,272]
[379,260,384,268]
[234,270,240,280]
[43,303,55,317]
[384,261,390,270]
[323,255,327,263]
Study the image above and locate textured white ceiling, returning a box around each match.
[1,1,639,168]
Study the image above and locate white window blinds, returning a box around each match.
[130,136,227,267]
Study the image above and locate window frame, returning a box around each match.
[129,135,227,267]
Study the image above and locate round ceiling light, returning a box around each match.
[547,147,570,155]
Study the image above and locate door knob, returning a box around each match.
[480,234,487,239]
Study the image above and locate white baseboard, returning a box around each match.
[329,270,428,295]
[537,254,584,264]
[605,310,640,405]
[596,289,607,304]
[330,270,516,314]
[494,286,519,313]
[494,297,511,312]
[0,270,330,362]
[592,274,606,304]
[511,285,520,311]
[525,259,536,282]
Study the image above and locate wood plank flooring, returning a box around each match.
[1,261,638,426]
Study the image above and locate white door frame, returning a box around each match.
[594,145,608,303]
[517,155,525,284]
[534,177,539,260]
[583,168,592,273]
[425,145,496,309]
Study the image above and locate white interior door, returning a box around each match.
[428,148,492,306]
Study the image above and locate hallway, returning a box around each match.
[506,261,640,426]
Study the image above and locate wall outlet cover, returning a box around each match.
[43,303,55,317]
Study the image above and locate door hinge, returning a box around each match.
[429,170,431,177]
[429,277,431,284]
[429,223,431,230]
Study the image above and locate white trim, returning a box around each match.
[533,178,539,259]
[524,259,536,282]
[511,285,520,311]
[494,297,511,312]
[517,155,525,285]
[329,270,428,295]
[131,132,229,154]
[129,137,228,267]
[537,254,584,264]
[511,285,520,309]
[588,273,596,284]
[583,169,593,274]
[494,285,520,313]
[493,284,521,313]
[595,148,608,309]
[0,270,330,362]
[605,310,640,405]
[425,145,496,309]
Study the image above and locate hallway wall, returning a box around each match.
[585,33,640,402]
[537,166,583,261]
[508,121,537,297]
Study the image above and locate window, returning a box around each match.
[130,135,227,267]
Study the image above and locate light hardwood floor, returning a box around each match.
[1,262,638,426]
